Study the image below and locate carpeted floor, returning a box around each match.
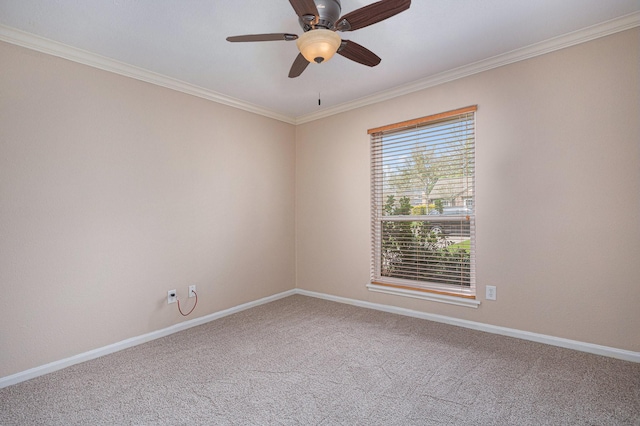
[1,295,639,425]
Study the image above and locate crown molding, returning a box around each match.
[0,25,296,125]
[2,11,638,127]
[294,11,640,124]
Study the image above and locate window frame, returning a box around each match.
[368,106,478,303]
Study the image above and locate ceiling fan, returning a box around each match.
[226,0,411,78]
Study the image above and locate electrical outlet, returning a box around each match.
[168,290,177,304]
[189,285,196,298]
[486,285,497,301]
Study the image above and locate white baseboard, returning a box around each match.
[2,287,637,389]
[296,289,640,364]
[0,289,296,389]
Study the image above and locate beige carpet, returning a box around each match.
[1,295,639,425]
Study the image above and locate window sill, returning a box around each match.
[367,283,481,308]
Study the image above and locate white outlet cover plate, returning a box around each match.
[486,286,497,301]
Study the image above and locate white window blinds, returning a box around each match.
[369,106,476,298]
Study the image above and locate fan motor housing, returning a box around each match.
[300,0,342,31]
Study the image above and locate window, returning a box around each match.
[369,106,477,300]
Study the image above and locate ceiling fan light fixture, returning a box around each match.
[296,29,341,64]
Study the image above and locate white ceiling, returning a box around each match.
[1,0,639,121]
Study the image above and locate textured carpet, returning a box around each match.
[1,295,639,425]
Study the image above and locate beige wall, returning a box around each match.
[0,41,296,377]
[1,27,638,380]
[296,29,640,352]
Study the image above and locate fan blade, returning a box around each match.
[289,53,310,78]
[337,40,381,67]
[289,0,319,20]
[336,0,411,32]
[226,33,298,42]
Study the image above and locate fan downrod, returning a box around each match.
[299,0,342,31]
